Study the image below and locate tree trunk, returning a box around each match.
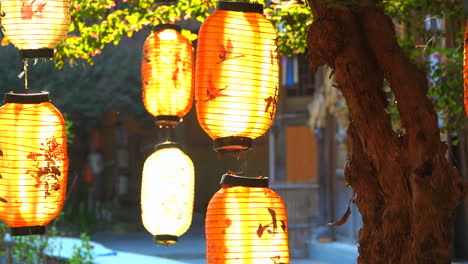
[305,1,467,263]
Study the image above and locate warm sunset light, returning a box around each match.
[0,92,68,236]
[206,174,289,263]
[142,24,194,128]
[195,1,279,152]
[0,0,71,58]
[141,142,194,245]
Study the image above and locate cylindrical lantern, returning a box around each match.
[0,0,71,58]
[464,21,468,116]
[0,92,68,236]
[195,1,279,152]
[206,174,289,263]
[141,142,194,245]
[142,24,194,128]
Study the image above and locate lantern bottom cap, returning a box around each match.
[11,225,46,236]
[214,136,252,152]
[154,234,178,246]
[20,49,54,59]
[155,115,181,128]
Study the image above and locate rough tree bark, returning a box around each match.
[306,1,468,263]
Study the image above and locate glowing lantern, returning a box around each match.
[206,174,289,264]
[141,142,194,245]
[0,92,68,236]
[142,24,194,128]
[464,21,468,116]
[0,0,71,58]
[195,1,279,152]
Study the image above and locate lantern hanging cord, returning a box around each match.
[23,59,29,90]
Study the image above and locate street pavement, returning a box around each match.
[91,230,326,264]
[90,213,326,264]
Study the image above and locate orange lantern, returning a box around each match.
[0,92,68,236]
[195,1,279,152]
[464,21,468,116]
[0,0,71,58]
[206,174,289,263]
[142,24,194,128]
[141,142,194,245]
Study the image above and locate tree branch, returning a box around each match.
[358,7,441,161]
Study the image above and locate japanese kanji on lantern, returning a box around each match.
[195,1,279,152]
[206,174,289,263]
[0,92,68,236]
[0,0,71,58]
[142,24,194,128]
[141,142,194,245]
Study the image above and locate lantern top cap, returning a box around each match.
[155,141,183,151]
[221,174,269,187]
[217,1,263,13]
[4,92,50,104]
[153,24,182,33]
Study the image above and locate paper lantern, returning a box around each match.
[206,174,289,264]
[195,1,279,152]
[464,21,468,116]
[142,24,194,128]
[0,92,68,236]
[0,0,71,58]
[141,142,194,245]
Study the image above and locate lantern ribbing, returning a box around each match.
[141,142,194,245]
[195,1,279,152]
[142,25,194,128]
[206,174,289,263]
[0,92,68,235]
[0,0,71,58]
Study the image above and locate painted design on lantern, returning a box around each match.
[172,51,181,88]
[264,85,279,120]
[206,71,228,101]
[217,38,244,64]
[257,208,286,238]
[0,3,5,18]
[26,137,64,198]
[21,0,46,20]
[142,49,151,63]
[270,37,279,66]
[0,147,7,202]
[271,255,286,264]
[206,240,224,264]
[224,217,232,228]
[160,194,186,220]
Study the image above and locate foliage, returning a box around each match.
[12,227,55,264]
[382,0,465,24]
[305,0,464,135]
[0,0,312,68]
[382,0,465,135]
[0,43,146,128]
[69,232,94,264]
[265,1,313,55]
[0,0,464,135]
[0,220,94,264]
[427,37,464,135]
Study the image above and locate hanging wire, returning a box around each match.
[23,59,29,90]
